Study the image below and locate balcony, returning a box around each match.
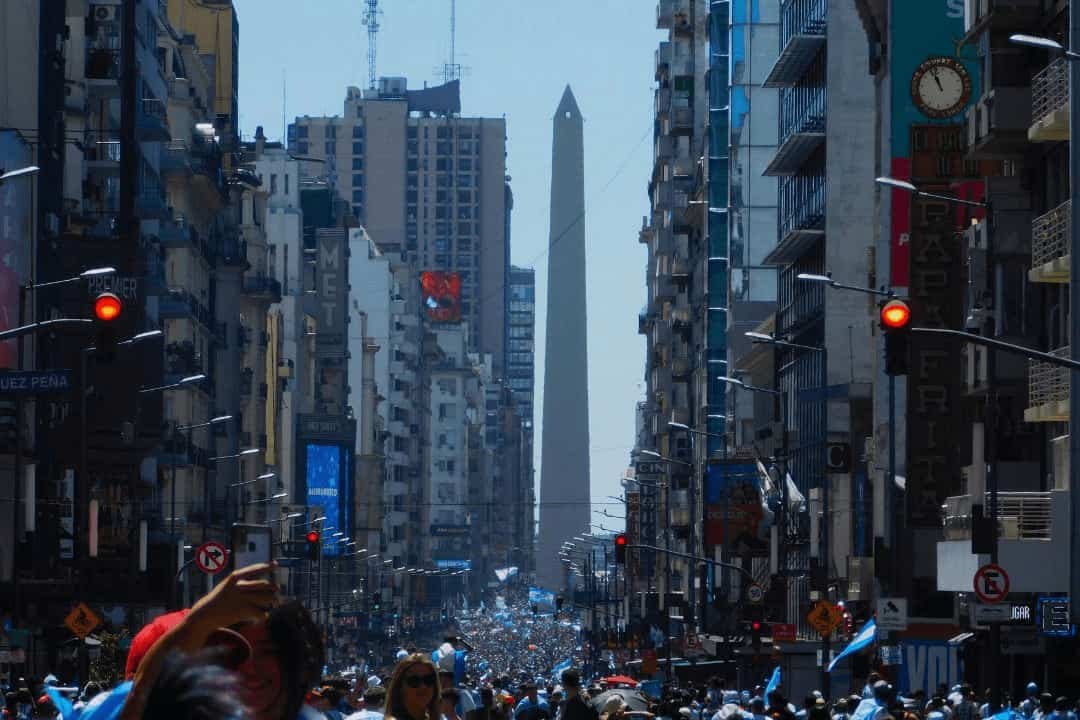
[242,275,282,302]
[655,42,672,81]
[137,98,170,142]
[137,176,168,219]
[764,0,826,88]
[1025,345,1069,422]
[1030,58,1069,142]
[638,309,656,335]
[85,48,121,96]
[937,490,1070,593]
[1029,200,1070,283]
[767,85,826,176]
[962,0,1042,42]
[85,134,121,175]
[657,0,692,34]
[672,106,693,135]
[671,352,693,378]
[965,88,1032,158]
[768,173,825,264]
[654,134,674,166]
[655,87,671,119]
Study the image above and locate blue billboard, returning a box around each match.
[306,443,344,556]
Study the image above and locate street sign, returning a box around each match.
[746,583,764,604]
[974,603,1014,624]
[195,541,228,575]
[807,600,845,636]
[0,370,73,395]
[876,597,909,631]
[880,645,903,666]
[771,623,797,642]
[973,563,1010,604]
[1037,596,1076,637]
[64,602,101,639]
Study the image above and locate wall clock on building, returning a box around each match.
[911,56,972,119]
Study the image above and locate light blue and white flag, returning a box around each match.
[552,658,573,680]
[765,666,781,696]
[827,619,877,672]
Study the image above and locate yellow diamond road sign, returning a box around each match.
[64,602,102,639]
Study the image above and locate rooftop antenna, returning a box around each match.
[438,0,469,84]
[361,0,382,90]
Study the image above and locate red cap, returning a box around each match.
[125,610,190,679]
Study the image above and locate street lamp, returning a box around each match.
[28,266,117,290]
[1009,33,1080,59]
[0,166,39,183]
[796,272,895,298]
[139,373,206,394]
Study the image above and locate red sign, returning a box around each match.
[420,271,462,323]
[641,649,658,675]
[771,623,797,643]
[195,541,228,575]
[973,563,1010,604]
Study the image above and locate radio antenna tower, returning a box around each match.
[361,0,382,90]
[441,0,464,84]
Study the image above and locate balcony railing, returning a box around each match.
[942,492,1054,541]
[1030,58,1069,142]
[1028,345,1069,410]
[779,173,825,240]
[1031,200,1069,271]
[780,83,826,141]
[780,0,826,49]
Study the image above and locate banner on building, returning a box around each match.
[704,460,765,550]
[421,271,462,323]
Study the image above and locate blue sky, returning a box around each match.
[234,0,663,531]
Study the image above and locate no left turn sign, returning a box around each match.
[196,541,228,575]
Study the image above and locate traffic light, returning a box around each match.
[93,292,122,363]
[749,620,763,650]
[879,298,912,376]
[614,533,627,564]
[305,530,320,561]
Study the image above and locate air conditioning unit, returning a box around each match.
[93,4,118,22]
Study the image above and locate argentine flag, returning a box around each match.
[765,666,781,696]
[827,618,877,672]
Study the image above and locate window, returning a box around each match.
[284,174,289,195]
[296,141,308,154]
[352,189,364,203]
[352,158,364,171]
[270,174,277,194]
[408,126,418,139]
[407,158,418,172]
[437,378,457,396]
[352,126,363,139]
[352,141,364,155]
[325,141,336,155]
[353,173,364,187]
[436,126,450,139]
[325,125,337,138]
[438,403,456,420]
[436,158,450,172]
[459,158,473,171]
[295,125,309,139]
[457,190,471,203]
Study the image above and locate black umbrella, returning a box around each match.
[590,689,650,713]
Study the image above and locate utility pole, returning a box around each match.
[1070,0,1080,630]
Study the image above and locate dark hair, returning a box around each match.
[267,601,325,720]
[364,686,387,707]
[443,688,462,703]
[141,649,249,720]
[561,670,581,688]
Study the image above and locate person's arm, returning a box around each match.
[117,563,278,720]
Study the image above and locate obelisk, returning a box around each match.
[537,86,590,590]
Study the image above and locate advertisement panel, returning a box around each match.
[705,461,765,549]
[888,0,978,286]
[897,640,962,697]
[316,229,347,357]
[634,461,662,580]
[421,271,462,323]
[306,443,343,556]
[0,131,32,368]
[626,491,640,581]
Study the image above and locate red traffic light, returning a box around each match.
[751,621,762,631]
[615,534,627,546]
[94,292,122,322]
[880,299,911,329]
[305,530,319,544]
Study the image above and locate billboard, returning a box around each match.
[421,271,462,323]
[704,461,766,550]
[316,229,347,357]
[0,131,32,368]
[305,443,344,556]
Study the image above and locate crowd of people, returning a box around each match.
[2,566,1079,720]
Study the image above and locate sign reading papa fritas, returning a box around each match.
[0,370,73,395]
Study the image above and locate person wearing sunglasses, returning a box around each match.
[384,655,443,720]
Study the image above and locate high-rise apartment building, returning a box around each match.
[507,266,536,424]
[288,80,508,372]
[762,0,875,644]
